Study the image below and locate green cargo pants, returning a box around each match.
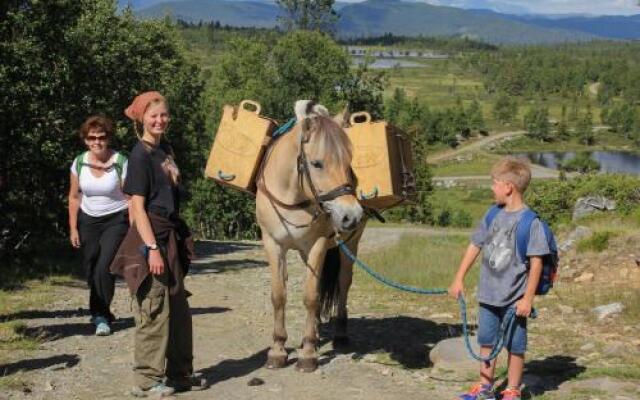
[133,270,193,389]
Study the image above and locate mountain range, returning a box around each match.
[121,0,640,44]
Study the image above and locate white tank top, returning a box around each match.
[70,152,129,217]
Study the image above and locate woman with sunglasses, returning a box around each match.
[68,115,129,336]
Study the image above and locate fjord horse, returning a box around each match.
[256,100,366,372]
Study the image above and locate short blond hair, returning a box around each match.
[491,157,532,193]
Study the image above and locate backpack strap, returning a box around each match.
[516,209,539,265]
[74,152,87,178]
[112,152,126,182]
[484,204,503,229]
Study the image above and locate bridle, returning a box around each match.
[257,118,356,225]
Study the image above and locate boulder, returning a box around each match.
[592,302,624,320]
[429,337,506,375]
[573,196,616,221]
[574,272,594,283]
[559,226,593,251]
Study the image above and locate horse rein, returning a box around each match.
[257,118,356,225]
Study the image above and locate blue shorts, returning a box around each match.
[477,303,527,355]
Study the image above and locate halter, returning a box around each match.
[257,117,356,226]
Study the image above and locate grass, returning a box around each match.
[576,231,616,252]
[430,152,501,177]
[351,233,477,317]
[385,60,485,106]
[0,276,77,360]
[430,186,494,223]
[497,133,637,153]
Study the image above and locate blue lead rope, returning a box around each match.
[336,240,535,364]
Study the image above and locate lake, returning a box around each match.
[516,151,640,174]
[352,57,425,69]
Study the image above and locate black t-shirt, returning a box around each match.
[124,141,179,219]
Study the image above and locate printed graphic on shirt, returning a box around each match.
[485,222,517,272]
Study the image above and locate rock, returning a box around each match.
[580,343,596,352]
[560,226,593,251]
[44,380,55,391]
[573,196,616,221]
[620,268,629,278]
[362,354,378,363]
[592,303,624,320]
[603,341,630,358]
[247,377,265,386]
[429,313,454,319]
[558,305,574,314]
[429,337,506,374]
[574,272,594,283]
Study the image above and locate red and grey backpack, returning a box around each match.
[484,204,559,295]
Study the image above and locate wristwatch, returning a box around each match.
[146,243,159,251]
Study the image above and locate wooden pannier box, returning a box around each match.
[205,100,276,193]
[346,112,417,209]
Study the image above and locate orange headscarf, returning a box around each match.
[124,91,166,122]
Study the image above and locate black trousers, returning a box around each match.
[78,209,129,322]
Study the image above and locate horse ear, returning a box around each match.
[333,104,350,128]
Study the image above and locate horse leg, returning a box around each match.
[263,232,289,369]
[334,227,365,348]
[333,252,353,348]
[297,237,329,372]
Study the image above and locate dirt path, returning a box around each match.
[432,163,565,185]
[426,130,526,164]
[2,227,638,399]
[0,228,464,400]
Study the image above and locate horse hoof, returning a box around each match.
[333,336,350,349]
[295,357,318,372]
[266,354,288,369]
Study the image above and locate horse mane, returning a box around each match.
[294,100,352,171]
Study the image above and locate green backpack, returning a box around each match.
[74,151,126,182]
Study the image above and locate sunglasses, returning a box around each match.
[85,135,108,142]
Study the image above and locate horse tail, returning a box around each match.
[319,245,341,319]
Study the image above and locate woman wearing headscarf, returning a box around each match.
[110,91,206,397]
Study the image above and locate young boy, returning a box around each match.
[449,157,550,400]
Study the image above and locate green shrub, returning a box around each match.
[437,209,452,227]
[560,153,600,173]
[576,231,616,252]
[452,210,473,228]
[527,174,640,225]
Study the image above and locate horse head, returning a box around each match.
[294,100,363,232]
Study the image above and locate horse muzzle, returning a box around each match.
[326,200,364,233]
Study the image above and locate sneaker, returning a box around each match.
[500,388,522,400]
[455,383,495,400]
[166,374,209,392]
[93,316,111,336]
[130,383,175,398]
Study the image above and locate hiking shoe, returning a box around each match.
[93,316,111,336]
[455,383,495,400]
[166,374,209,392]
[130,383,175,398]
[500,388,522,400]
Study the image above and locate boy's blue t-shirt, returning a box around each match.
[471,206,550,307]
